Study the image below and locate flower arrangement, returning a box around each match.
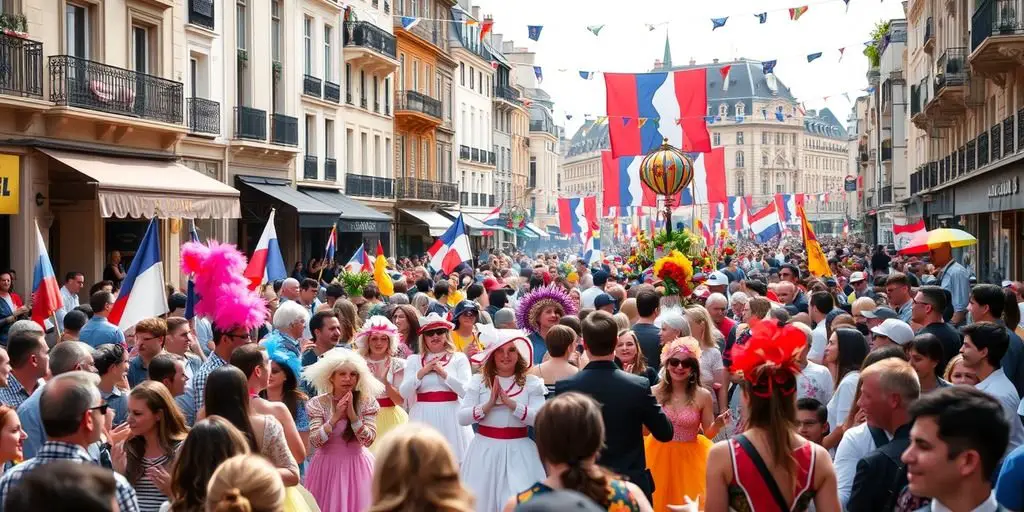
[653,250,696,297]
[652,227,701,258]
[336,271,373,297]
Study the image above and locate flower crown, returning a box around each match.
[660,337,702,366]
[728,319,805,398]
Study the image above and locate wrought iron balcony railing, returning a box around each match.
[343,21,397,59]
[303,155,318,180]
[271,113,298,146]
[935,47,968,91]
[234,106,267,141]
[303,75,322,97]
[188,0,215,31]
[324,81,340,103]
[324,158,337,181]
[50,55,184,124]
[395,90,441,119]
[493,84,521,104]
[972,0,1024,51]
[346,174,395,199]
[187,97,219,136]
[395,176,458,202]
[0,32,43,98]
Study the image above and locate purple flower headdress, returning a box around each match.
[515,284,578,334]
[180,240,267,332]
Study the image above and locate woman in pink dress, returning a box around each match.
[302,347,383,512]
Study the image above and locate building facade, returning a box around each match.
[902,0,1024,281]
[451,3,495,217]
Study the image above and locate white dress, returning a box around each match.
[399,350,474,462]
[457,374,547,512]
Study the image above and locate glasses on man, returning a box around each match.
[228,332,253,342]
[88,403,110,416]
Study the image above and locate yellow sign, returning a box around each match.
[0,154,19,215]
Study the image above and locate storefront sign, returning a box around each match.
[0,154,19,215]
[844,175,857,192]
[338,219,390,233]
[987,176,1019,198]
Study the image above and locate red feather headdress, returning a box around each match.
[729,319,806,398]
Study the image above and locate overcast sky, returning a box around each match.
[473,0,906,136]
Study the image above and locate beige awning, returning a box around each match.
[41,148,240,219]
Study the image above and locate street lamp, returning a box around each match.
[638,138,694,235]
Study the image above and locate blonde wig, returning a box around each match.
[302,347,385,401]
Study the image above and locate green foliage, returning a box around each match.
[0,13,27,33]
[863,20,890,68]
[336,271,372,297]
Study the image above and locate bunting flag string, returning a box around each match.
[789,6,810,20]
[807,52,822,62]
[586,24,605,36]
[711,17,729,30]
[756,12,769,23]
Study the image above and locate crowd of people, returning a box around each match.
[0,233,1021,512]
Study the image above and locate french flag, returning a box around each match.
[558,196,598,235]
[679,148,727,206]
[727,196,748,233]
[600,152,664,208]
[428,214,473,274]
[345,245,373,273]
[774,194,805,224]
[30,221,62,330]
[582,230,602,265]
[605,69,712,157]
[243,210,287,290]
[711,202,728,231]
[109,219,168,330]
[750,202,783,243]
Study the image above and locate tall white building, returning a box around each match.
[451,2,496,216]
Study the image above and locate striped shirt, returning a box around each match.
[134,454,171,512]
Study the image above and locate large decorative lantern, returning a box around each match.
[639,138,694,234]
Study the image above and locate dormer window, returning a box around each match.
[719,103,728,116]
[736,103,745,116]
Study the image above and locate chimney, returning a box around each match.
[493,33,504,48]
[689,58,696,66]
[712,58,719,64]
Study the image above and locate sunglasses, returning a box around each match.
[423,329,448,337]
[88,403,109,416]
[667,358,687,368]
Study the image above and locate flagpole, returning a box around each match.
[51,312,62,338]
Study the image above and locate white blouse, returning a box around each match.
[399,351,472,405]
[457,374,546,427]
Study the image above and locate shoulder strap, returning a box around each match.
[735,434,791,512]
[868,426,890,449]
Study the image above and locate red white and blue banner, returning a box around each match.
[604,69,712,158]
[428,214,473,274]
[601,148,726,208]
[109,219,168,330]
[243,210,287,290]
[31,221,62,330]
[558,196,598,235]
[750,202,783,243]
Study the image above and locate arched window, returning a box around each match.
[736,150,745,167]
[736,171,745,195]
[736,103,745,117]
[719,103,728,116]
[776,173,786,193]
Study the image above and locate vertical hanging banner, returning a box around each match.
[533,66,543,83]
[604,69,711,158]
[527,25,543,41]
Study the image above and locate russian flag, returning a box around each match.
[30,221,62,330]
[243,210,287,291]
[109,219,168,330]
[605,69,712,157]
[345,246,373,273]
[600,152,668,208]
[750,202,783,243]
[679,148,727,206]
[428,214,473,274]
[557,196,598,235]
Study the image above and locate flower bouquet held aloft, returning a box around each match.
[653,250,696,297]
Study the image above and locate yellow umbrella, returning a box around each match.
[898,228,977,254]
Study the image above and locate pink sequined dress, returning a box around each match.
[644,404,713,510]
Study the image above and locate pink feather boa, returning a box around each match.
[180,241,267,331]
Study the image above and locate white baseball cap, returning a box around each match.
[850,271,867,283]
[706,271,729,287]
[870,318,915,346]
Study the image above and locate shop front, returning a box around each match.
[301,188,393,260]
[953,169,1024,283]
[397,208,453,257]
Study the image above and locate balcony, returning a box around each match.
[303,155,318,180]
[188,0,215,31]
[324,81,341,103]
[493,84,521,106]
[0,32,43,99]
[920,47,969,125]
[992,122,1003,162]
[1004,114,1016,156]
[459,145,471,160]
[393,16,447,53]
[979,131,991,167]
[346,174,395,199]
[395,176,458,203]
[234,106,266,141]
[49,55,183,125]
[395,90,441,129]
[303,75,322,98]
[187,97,219,136]
[343,22,398,74]
[881,185,893,205]
[924,17,935,54]
[271,113,298,146]
[970,0,1024,83]
[324,158,337,181]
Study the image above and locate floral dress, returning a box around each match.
[516,480,640,512]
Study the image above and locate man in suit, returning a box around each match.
[555,310,673,501]
[901,386,1012,512]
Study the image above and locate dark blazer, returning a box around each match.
[554,359,673,499]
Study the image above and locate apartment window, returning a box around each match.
[236,0,247,50]
[469,66,474,89]
[373,76,379,112]
[303,17,312,75]
[131,25,151,74]
[374,135,382,176]
[425,64,432,95]
[736,132,744,145]
[399,54,405,89]
[736,103,745,116]
[422,140,429,178]
[346,129,355,174]
[412,61,419,91]
[304,115,316,155]
[712,132,720,146]
[775,132,782,145]
[762,132,768,144]
[360,70,366,104]
[460,62,465,85]
[385,137,393,177]
[735,151,744,168]
[236,0,249,105]
[66,2,90,58]
[270,0,280,61]
[478,70,482,94]
[761,174,769,195]
[345,63,352,98]
[762,154,769,166]
[384,77,391,113]
[736,171,745,195]
[361,133,369,173]
[719,103,727,116]
[324,25,333,80]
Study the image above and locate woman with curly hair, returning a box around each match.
[399,312,475,462]
[516,285,578,365]
[645,337,728,510]
[458,327,546,511]
[507,392,652,512]
[302,347,383,511]
[353,315,408,454]
[705,320,840,512]
[369,423,475,512]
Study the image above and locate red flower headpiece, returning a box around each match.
[728,319,805,398]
